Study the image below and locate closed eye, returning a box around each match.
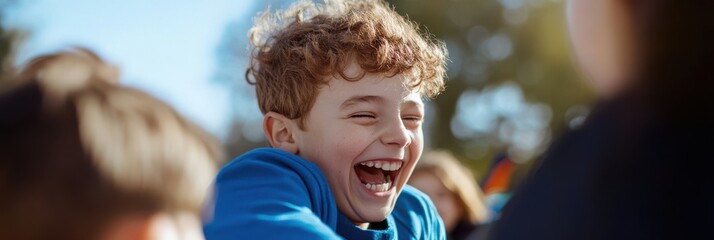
[349,112,378,125]
[402,115,423,128]
[402,116,422,122]
[350,113,376,119]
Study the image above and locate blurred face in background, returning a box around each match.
[409,171,462,232]
[566,0,636,98]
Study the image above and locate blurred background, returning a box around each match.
[0,0,594,188]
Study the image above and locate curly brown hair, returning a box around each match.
[247,0,447,128]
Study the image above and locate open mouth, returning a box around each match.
[354,160,403,192]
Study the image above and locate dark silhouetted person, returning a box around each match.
[491,0,714,239]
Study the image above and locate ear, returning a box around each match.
[263,112,299,154]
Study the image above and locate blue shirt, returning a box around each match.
[203,148,445,240]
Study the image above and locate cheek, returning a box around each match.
[304,124,372,176]
[432,194,461,230]
[409,129,425,159]
[445,195,462,218]
[331,126,373,156]
[567,0,598,69]
[567,0,623,94]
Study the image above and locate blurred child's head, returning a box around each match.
[0,49,220,240]
[408,150,489,232]
[566,0,713,99]
[247,0,446,228]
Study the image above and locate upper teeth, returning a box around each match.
[359,160,402,171]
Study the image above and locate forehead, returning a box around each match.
[319,72,424,106]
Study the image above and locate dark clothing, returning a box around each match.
[490,93,714,239]
[451,221,477,240]
[450,221,489,240]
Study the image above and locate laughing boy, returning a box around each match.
[203,0,447,239]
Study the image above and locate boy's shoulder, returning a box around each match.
[212,147,336,216]
[217,148,332,195]
[204,148,342,240]
[392,185,446,240]
[219,147,316,175]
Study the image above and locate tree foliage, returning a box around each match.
[220,0,594,182]
[387,0,593,180]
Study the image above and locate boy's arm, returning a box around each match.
[203,149,343,240]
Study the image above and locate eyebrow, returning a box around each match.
[340,95,424,110]
[340,95,384,109]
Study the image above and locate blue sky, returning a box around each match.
[3,0,257,140]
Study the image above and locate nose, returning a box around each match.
[379,117,411,148]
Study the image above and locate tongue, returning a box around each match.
[354,165,388,184]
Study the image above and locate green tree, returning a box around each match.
[218,0,595,185]
[387,0,594,182]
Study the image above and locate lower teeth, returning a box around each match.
[365,179,392,192]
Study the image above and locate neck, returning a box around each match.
[354,221,370,229]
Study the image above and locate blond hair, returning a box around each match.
[413,150,489,224]
[0,49,220,239]
[247,0,447,128]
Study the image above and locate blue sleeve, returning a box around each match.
[203,149,343,240]
[393,185,447,240]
